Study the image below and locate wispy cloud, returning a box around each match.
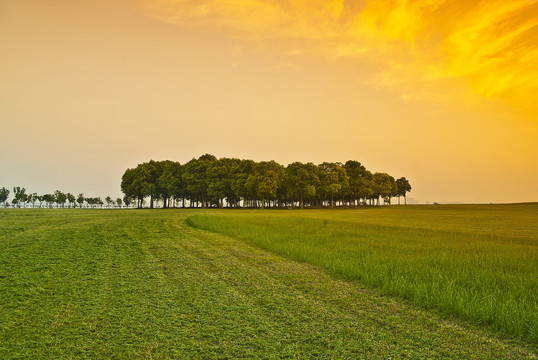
[140,0,538,117]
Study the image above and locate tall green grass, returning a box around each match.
[187,204,538,342]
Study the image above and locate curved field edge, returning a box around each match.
[185,207,538,343]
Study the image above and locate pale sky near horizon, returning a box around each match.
[1,0,537,204]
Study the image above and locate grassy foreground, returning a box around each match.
[187,204,538,342]
[0,209,536,359]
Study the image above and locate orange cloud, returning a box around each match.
[140,0,538,118]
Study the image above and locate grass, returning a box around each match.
[0,208,536,359]
[186,204,538,343]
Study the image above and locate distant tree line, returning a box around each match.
[0,187,129,209]
[121,154,411,209]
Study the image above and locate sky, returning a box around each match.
[1,0,537,204]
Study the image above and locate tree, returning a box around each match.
[207,158,241,208]
[182,154,216,208]
[86,197,96,208]
[12,187,27,208]
[159,161,184,208]
[42,194,55,207]
[220,158,242,207]
[344,161,373,206]
[396,177,412,205]
[285,162,320,209]
[139,161,166,209]
[231,159,257,208]
[383,175,397,205]
[318,162,348,208]
[254,161,285,209]
[86,197,104,208]
[121,162,162,209]
[0,187,10,207]
[28,193,38,208]
[121,168,142,208]
[67,193,76,208]
[54,190,67,208]
[207,159,229,208]
[116,198,123,208]
[105,196,113,208]
[123,195,132,208]
[77,193,85,208]
[372,173,392,206]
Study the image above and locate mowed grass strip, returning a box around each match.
[187,204,538,343]
[0,209,536,359]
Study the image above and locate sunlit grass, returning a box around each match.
[1,208,537,357]
[187,204,538,342]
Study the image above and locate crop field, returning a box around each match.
[1,207,537,359]
[189,204,538,343]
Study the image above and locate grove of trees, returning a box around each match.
[121,155,411,209]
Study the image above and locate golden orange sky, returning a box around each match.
[1,0,537,203]
[143,0,538,113]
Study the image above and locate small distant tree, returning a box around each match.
[123,195,132,208]
[77,193,85,208]
[67,193,76,208]
[86,197,100,208]
[105,196,113,208]
[0,187,10,207]
[42,194,55,207]
[12,187,27,208]
[54,190,67,208]
[29,193,38,208]
[37,195,44,208]
[116,198,123,208]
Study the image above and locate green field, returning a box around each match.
[188,204,538,342]
[1,207,537,358]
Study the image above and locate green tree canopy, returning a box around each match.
[372,173,393,205]
[254,161,285,209]
[182,154,216,208]
[0,187,10,207]
[285,162,320,209]
[120,154,410,209]
[12,187,27,208]
[318,162,349,208]
[344,160,373,205]
[54,190,67,208]
[396,177,412,204]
